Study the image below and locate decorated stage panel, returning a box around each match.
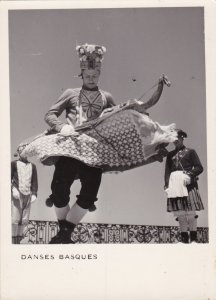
[21,220,209,244]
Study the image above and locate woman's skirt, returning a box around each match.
[20,108,177,173]
[167,187,204,212]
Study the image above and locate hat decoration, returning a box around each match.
[76,43,106,70]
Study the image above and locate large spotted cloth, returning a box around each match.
[21,109,177,173]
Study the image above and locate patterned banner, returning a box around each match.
[20,221,209,244]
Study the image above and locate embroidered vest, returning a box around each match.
[77,89,107,126]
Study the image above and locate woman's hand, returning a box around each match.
[60,124,79,136]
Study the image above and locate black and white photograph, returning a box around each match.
[9,6,208,245]
[0,1,216,299]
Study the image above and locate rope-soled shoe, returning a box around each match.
[49,232,75,244]
[49,220,76,244]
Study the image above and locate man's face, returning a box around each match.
[173,137,184,148]
[82,69,100,89]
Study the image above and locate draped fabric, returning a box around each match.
[166,171,189,198]
[21,108,177,173]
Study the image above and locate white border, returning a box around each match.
[0,1,216,299]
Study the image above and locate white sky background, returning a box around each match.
[9,7,208,226]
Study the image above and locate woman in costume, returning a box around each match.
[164,129,204,243]
[11,144,38,244]
[20,43,176,244]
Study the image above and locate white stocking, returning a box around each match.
[66,203,88,225]
[177,215,188,232]
[54,205,70,220]
[187,212,197,231]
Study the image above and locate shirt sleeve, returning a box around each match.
[44,89,74,132]
[103,91,116,108]
[188,149,204,177]
[31,164,38,196]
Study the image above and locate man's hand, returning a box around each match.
[31,195,37,203]
[60,124,79,136]
[183,174,191,186]
[154,154,164,163]
[12,186,20,200]
[157,147,169,157]
[154,146,169,163]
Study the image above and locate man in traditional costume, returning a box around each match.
[11,144,38,244]
[164,129,204,243]
[19,43,177,244]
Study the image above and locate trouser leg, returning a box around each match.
[12,224,19,244]
[48,158,78,244]
[65,163,102,225]
[50,157,77,208]
[17,224,26,236]
[76,162,102,210]
[12,224,19,236]
[63,164,102,240]
[11,195,21,244]
[12,237,17,244]
[49,159,102,244]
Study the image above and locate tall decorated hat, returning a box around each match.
[76,43,106,71]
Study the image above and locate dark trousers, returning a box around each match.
[51,157,102,209]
